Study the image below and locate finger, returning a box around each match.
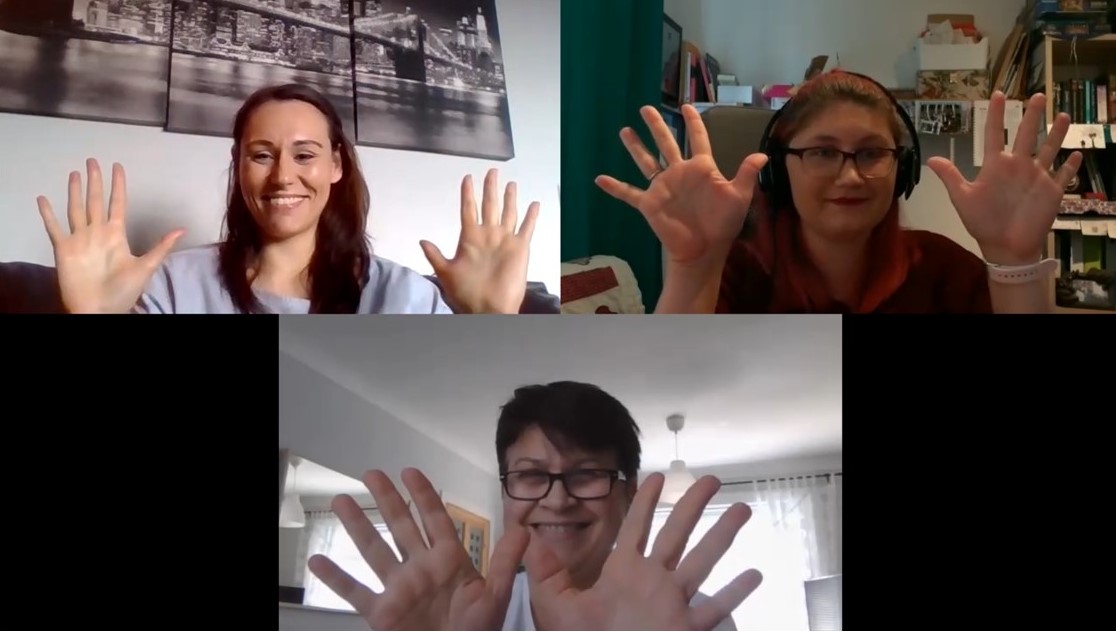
[689,568,763,631]
[419,240,450,275]
[1012,92,1045,156]
[1036,112,1071,170]
[400,467,460,547]
[459,174,478,228]
[516,201,540,244]
[66,170,84,233]
[481,168,500,226]
[86,158,105,224]
[331,493,403,581]
[615,472,664,555]
[523,532,575,595]
[1054,151,1084,189]
[594,175,645,210]
[983,91,1006,162]
[926,156,968,203]
[306,554,378,617]
[641,105,684,165]
[108,162,128,223]
[731,152,769,199]
[681,104,712,157]
[620,126,666,180]
[500,181,518,234]
[648,475,721,570]
[363,469,428,561]
[485,525,530,604]
[139,229,184,273]
[676,502,753,598]
[36,197,64,247]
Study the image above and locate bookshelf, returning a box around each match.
[1033,32,1115,313]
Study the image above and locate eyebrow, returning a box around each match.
[244,139,325,149]
[801,133,892,146]
[511,457,607,468]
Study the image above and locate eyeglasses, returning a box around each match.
[500,468,627,501]
[785,146,902,179]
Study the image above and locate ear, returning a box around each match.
[331,148,343,185]
[625,477,638,504]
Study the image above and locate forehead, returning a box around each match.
[790,101,897,146]
[242,99,331,144]
[504,425,618,469]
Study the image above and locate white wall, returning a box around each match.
[0,0,560,293]
[278,349,503,630]
[691,0,1027,257]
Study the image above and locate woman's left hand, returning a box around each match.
[928,91,1082,266]
[421,169,540,314]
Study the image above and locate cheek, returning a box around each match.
[503,497,532,527]
[786,167,824,214]
[239,163,267,195]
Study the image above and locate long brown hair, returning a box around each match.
[744,70,921,313]
[218,84,371,314]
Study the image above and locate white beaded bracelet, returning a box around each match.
[986,259,1059,285]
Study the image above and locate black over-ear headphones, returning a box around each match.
[756,71,921,210]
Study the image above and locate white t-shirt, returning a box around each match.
[501,571,737,631]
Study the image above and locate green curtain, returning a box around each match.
[561,0,665,312]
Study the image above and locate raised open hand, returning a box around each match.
[420,169,539,314]
[307,468,529,631]
[595,105,769,267]
[525,473,763,631]
[36,159,183,314]
[928,91,1082,265]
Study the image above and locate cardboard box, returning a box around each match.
[917,70,990,99]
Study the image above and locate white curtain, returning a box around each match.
[649,472,842,631]
[301,509,399,612]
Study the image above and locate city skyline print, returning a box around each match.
[166,0,358,141]
[0,0,173,127]
[0,0,515,160]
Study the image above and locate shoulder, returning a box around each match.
[895,230,991,313]
[690,591,737,630]
[136,243,228,314]
[905,230,985,272]
[359,255,452,314]
[718,240,774,313]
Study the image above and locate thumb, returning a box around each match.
[419,240,450,274]
[732,152,769,198]
[926,156,967,203]
[523,532,574,596]
[485,525,530,603]
[139,229,184,272]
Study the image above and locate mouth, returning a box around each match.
[261,194,309,210]
[530,522,591,541]
[827,197,870,207]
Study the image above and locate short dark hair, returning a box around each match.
[495,381,642,480]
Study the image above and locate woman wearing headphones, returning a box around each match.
[596,70,1083,314]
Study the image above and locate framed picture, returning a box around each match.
[445,502,491,576]
[661,13,682,107]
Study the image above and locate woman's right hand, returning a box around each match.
[307,468,529,631]
[36,159,182,314]
[595,104,769,268]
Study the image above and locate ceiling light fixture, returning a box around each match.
[661,413,696,505]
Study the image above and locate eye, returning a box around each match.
[296,153,316,161]
[251,152,273,162]
[808,148,840,159]
[859,148,892,160]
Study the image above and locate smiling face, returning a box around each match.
[784,100,900,242]
[501,425,634,587]
[236,99,343,243]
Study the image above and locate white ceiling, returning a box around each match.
[279,315,842,476]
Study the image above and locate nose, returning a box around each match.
[538,477,578,510]
[269,152,297,185]
[834,154,866,186]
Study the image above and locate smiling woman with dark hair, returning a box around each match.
[34,83,540,314]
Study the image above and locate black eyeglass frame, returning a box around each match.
[499,468,628,501]
[783,146,903,179]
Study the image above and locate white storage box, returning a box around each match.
[917,38,989,71]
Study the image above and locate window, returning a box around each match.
[648,502,812,631]
[302,513,398,612]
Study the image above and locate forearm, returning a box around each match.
[988,276,1051,313]
[655,261,725,314]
